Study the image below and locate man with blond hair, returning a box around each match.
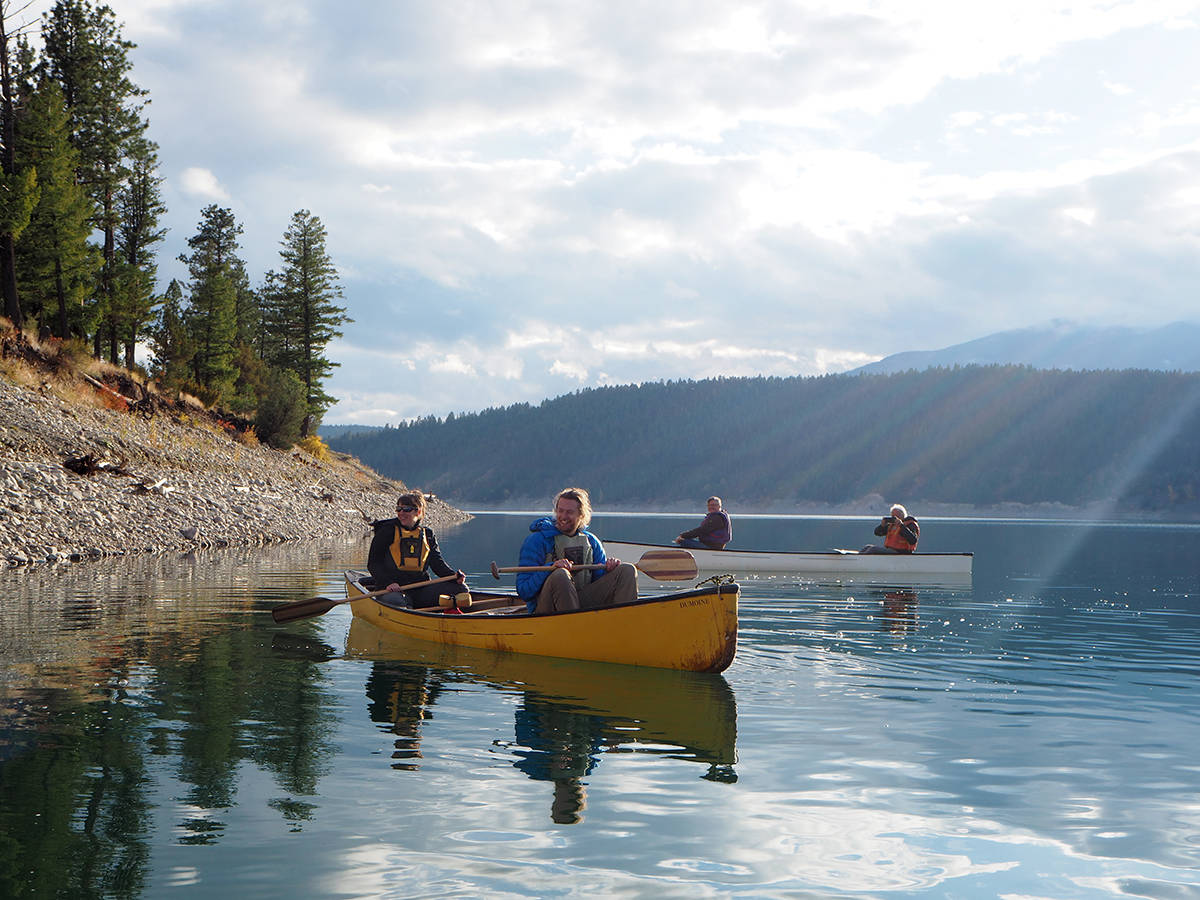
[516,487,637,614]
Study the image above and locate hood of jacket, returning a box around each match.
[529,515,561,535]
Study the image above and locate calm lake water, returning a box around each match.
[1,512,1197,899]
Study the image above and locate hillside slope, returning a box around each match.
[0,328,468,567]
[327,366,1200,518]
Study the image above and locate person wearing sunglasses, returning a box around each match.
[367,490,468,607]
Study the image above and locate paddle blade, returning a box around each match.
[271,596,337,623]
[634,549,698,581]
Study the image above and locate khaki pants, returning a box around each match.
[534,564,638,614]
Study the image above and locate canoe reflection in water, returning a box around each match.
[348,618,738,823]
[880,589,919,635]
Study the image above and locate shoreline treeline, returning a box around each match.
[0,1,348,445]
[326,365,1200,517]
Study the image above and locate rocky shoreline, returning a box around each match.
[0,375,470,569]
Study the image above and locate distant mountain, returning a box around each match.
[853,321,1200,375]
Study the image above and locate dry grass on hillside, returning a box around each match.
[0,318,315,459]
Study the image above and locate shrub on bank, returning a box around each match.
[299,434,331,461]
[254,369,307,449]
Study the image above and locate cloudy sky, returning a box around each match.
[18,1,1200,423]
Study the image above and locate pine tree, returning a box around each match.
[0,7,39,328]
[227,342,267,414]
[112,135,165,367]
[271,210,351,434]
[14,70,100,339]
[226,262,266,409]
[255,268,287,361]
[146,278,193,390]
[41,0,149,359]
[183,270,236,400]
[178,205,243,400]
[231,263,260,347]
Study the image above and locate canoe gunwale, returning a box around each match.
[602,539,973,576]
[344,570,737,619]
[601,540,973,559]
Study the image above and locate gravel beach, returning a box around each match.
[0,375,469,568]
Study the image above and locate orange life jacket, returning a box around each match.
[884,517,919,553]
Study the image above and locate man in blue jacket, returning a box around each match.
[517,487,638,614]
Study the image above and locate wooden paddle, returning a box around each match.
[490,548,697,582]
[271,574,461,623]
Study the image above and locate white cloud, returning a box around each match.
[178,167,229,201]
[549,359,589,380]
[1062,207,1096,226]
[429,354,477,376]
[23,0,1198,423]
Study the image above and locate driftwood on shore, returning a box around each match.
[63,451,132,477]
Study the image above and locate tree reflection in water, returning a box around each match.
[0,615,345,896]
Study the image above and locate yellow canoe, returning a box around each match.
[343,571,739,673]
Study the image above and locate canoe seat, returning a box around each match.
[460,603,527,616]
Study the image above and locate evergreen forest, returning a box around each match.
[326,366,1200,517]
[0,2,349,445]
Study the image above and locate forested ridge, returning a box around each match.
[326,366,1200,516]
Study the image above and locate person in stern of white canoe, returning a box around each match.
[517,487,637,614]
[674,495,732,550]
[860,503,920,554]
[367,490,467,607]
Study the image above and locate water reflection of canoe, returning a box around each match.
[603,539,973,578]
[346,617,737,778]
[343,571,738,673]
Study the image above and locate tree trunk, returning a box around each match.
[55,257,68,338]
[0,234,20,328]
[0,10,23,328]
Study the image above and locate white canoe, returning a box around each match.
[602,540,973,578]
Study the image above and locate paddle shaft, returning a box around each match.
[272,573,461,623]
[490,548,696,582]
[341,573,461,602]
[495,562,607,574]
